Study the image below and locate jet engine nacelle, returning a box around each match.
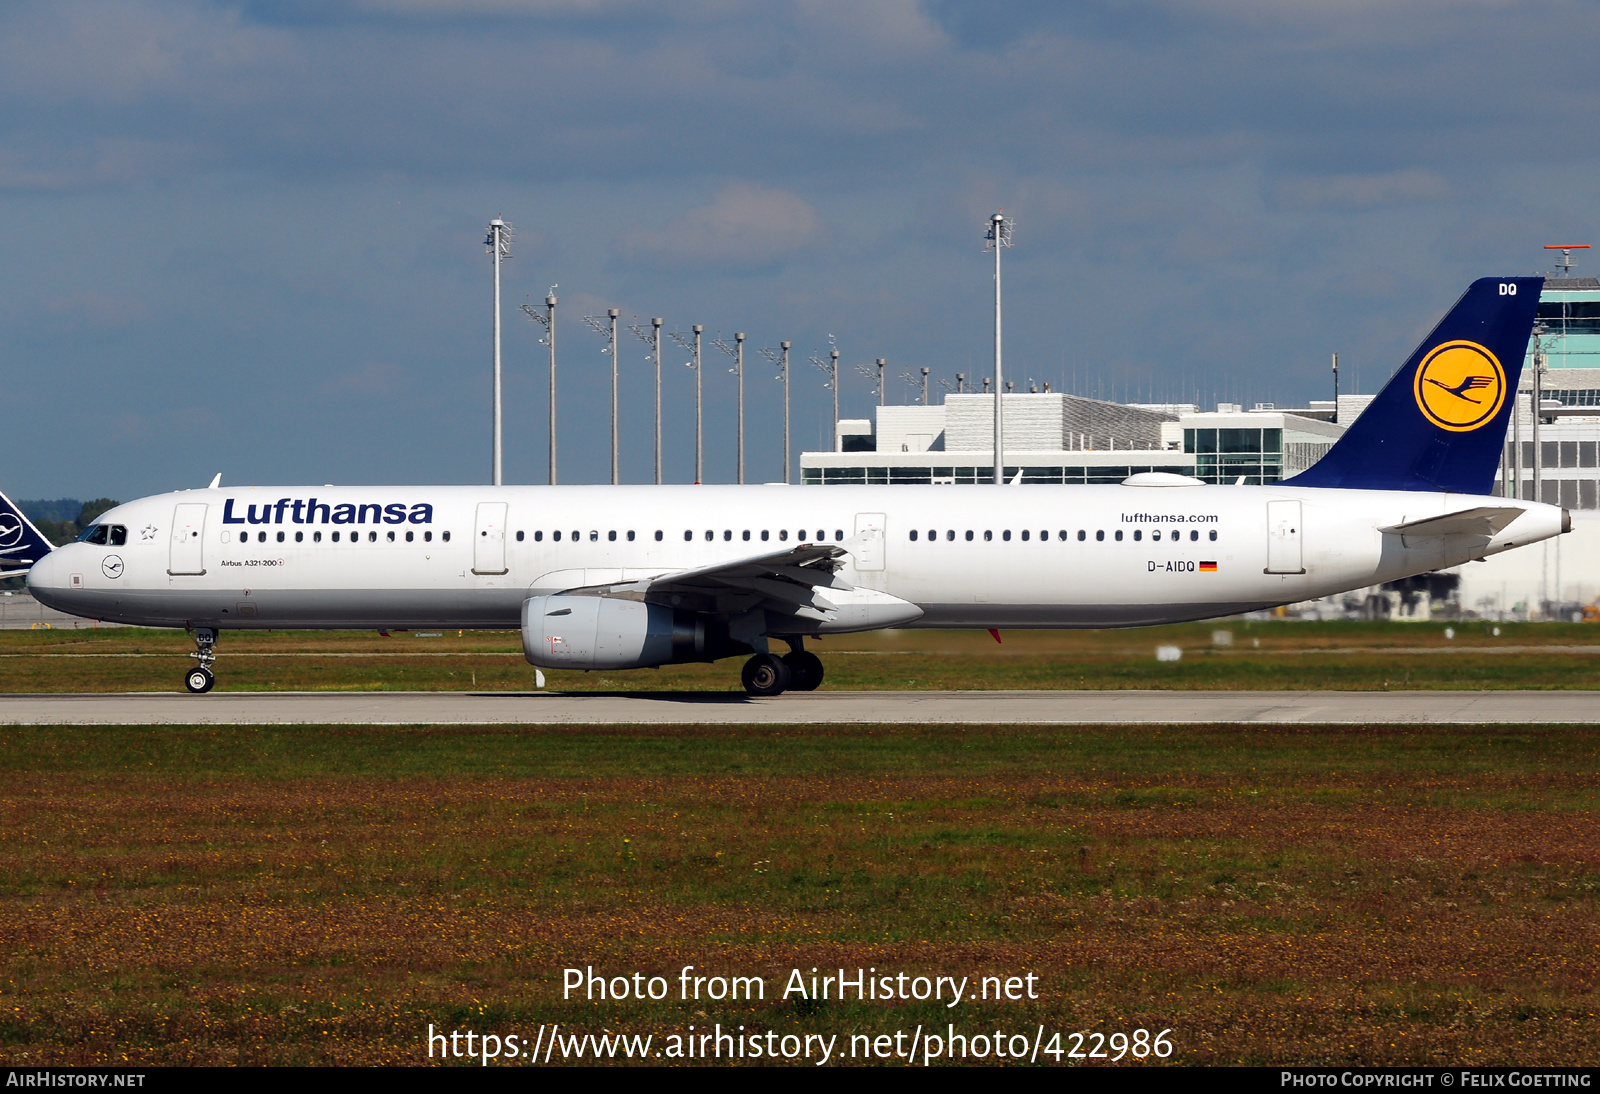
[521,594,726,669]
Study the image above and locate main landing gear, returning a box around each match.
[740,640,825,697]
[185,627,217,694]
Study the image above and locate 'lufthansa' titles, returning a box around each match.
[221,498,434,526]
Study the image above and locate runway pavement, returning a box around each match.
[0,689,1594,725]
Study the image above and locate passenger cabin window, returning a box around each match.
[1133,530,1141,541]
[1115,530,1123,541]
[443,531,451,542]
[516,531,524,541]
[1209,530,1218,541]
[314,531,322,543]
[1095,530,1104,541]
[424,531,432,542]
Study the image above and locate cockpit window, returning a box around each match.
[76,524,127,546]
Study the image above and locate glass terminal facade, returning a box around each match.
[1182,427,1283,485]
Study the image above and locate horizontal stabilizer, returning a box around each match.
[1380,506,1523,538]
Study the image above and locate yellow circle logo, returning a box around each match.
[1413,340,1505,432]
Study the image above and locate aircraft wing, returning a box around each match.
[1380,506,1525,538]
[569,542,856,616]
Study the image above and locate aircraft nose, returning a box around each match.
[25,548,67,595]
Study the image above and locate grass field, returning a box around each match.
[1,720,1597,1066]
[3,619,1600,692]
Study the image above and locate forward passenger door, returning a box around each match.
[167,503,207,575]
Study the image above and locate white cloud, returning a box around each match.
[1272,169,1451,210]
[611,182,822,270]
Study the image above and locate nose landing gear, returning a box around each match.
[185,628,217,694]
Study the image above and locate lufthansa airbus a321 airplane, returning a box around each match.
[5,276,1567,696]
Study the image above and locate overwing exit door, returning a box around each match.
[473,502,509,575]
[853,512,886,571]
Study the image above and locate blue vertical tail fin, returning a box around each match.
[0,489,57,578]
[1284,276,1542,494]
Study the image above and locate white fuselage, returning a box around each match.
[26,483,1565,632]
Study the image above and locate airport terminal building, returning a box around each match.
[802,279,1600,511]
[796,278,1600,620]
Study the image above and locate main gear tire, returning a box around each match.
[741,653,792,696]
[782,650,824,691]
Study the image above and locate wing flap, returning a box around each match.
[554,543,856,616]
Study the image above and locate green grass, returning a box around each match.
[2,721,1598,1066]
[2,619,1599,692]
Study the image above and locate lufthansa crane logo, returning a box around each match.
[1413,340,1506,432]
[0,515,22,549]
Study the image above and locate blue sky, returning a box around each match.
[3,0,1598,495]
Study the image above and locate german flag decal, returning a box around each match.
[1199,561,1218,572]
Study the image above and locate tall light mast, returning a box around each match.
[829,347,839,446]
[653,318,663,484]
[581,308,622,484]
[985,211,1011,486]
[811,338,840,450]
[671,326,706,482]
[485,218,512,486]
[520,288,557,484]
[713,332,748,483]
[762,341,793,483]
[628,316,666,484]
